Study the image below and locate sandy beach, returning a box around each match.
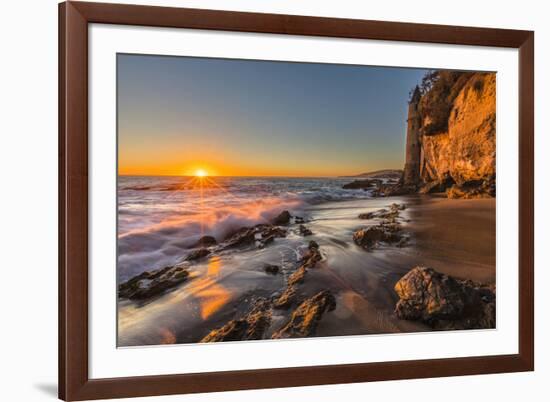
[118,194,495,346]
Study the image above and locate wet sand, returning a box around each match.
[118,195,496,346]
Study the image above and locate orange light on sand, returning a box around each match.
[195,169,207,177]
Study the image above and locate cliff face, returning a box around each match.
[404,72,496,198]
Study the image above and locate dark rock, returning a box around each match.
[272,290,337,338]
[264,264,280,275]
[446,176,495,199]
[394,266,495,329]
[419,174,455,194]
[390,203,406,211]
[273,285,298,309]
[200,299,272,342]
[359,204,406,220]
[342,179,379,190]
[288,266,307,286]
[298,224,313,236]
[308,240,319,249]
[186,248,210,261]
[118,265,190,300]
[374,183,416,197]
[223,224,287,249]
[294,216,305,224]
[273,241,323,309]
[396,236,409,248]
[193,235,217,248]
[353,226,385,249]
[353,223,403,251]
[272,210,292,225]
[300,241,322,268]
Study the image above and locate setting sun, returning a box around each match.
[195,169,208,177]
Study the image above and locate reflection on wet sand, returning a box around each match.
[184,256,231,320]
[118,195,495,346]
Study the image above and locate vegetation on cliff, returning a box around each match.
[417,70,475,136]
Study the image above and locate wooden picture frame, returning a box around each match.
[59,1,534,400]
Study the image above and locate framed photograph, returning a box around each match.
[59,1,534,400]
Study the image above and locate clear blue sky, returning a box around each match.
[117,54,427,177]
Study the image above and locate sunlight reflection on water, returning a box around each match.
[184,256,232,320]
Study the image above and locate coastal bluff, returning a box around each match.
[402,71,496,198]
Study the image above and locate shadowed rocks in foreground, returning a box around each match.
[272,290,337,339]
[200,299,272,342]
[394,266,495,330]
[200,241,336,342]
[118,265,190,300]
[273,241,323,309]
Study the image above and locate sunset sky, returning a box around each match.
[117,54,427,177]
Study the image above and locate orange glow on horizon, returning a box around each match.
[118,158,400,177]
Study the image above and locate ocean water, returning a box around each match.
[117,175,376,281]
[117,176,496,345]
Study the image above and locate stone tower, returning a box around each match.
[403,86,422,186]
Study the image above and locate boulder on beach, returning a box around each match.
[272,290,336,339]
[353,224,402,250]
[118,265,190,300]
[394,266,495,329]
[272,210,292,225]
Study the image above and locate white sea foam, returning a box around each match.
[117,176,372,279]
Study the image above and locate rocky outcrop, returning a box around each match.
[402,72,496,198]
[342,179,381,190]
[201,242,335,342]
[200,298,272,342]
[353,224,403,250]
[272,210,292,225]
[185,248,210,261]
[394,267,495,329]
[119,264,190,300]
[353,203,409,250]
[298,224,313,236]
[273,241,323,309]
[222,224,287,250]
[272,290,336,339]
[446,176,496,199]
[192,235,217,248]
